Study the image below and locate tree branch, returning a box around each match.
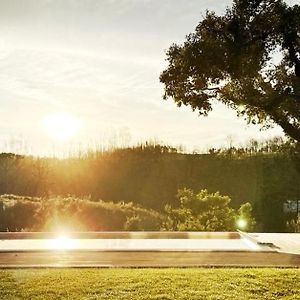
[272,114,300,142]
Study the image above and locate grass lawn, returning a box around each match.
[0,268,299,299]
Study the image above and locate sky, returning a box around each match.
[0,0,299,156]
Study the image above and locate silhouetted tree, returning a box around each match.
[160,0,300,142]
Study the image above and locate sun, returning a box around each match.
[43,112,81,140]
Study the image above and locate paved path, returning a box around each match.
[249,233,300,255]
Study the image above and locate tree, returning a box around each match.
[160,0,300,142]
[162,188,255,231]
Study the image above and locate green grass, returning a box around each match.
[0,268,299,299]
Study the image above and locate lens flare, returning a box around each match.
[236,218,247,230]
[45,235,78,250]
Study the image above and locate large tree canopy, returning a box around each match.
[160,0,300,142]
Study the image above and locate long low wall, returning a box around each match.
[0,251,299,268]
[0,231,240,239]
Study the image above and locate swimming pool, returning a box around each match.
[0,232,262,251]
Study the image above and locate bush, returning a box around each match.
[0,195,162,232]
[162,189,256,232]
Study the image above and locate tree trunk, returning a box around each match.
[275,119,300,143]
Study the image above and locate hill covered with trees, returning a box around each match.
[0,138,299,231]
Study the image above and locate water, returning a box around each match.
[0,237,260,251]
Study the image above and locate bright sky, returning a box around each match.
[0,0,299,156]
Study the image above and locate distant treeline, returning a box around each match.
[0,138,299,232]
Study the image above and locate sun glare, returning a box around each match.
[236,218,247,230]
[45,235,78,250]
[43,112,81,140]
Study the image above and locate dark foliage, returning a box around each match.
[160,0,300,142]
[0,194,162,232]
[0,140,299,232]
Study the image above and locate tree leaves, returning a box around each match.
[160,0,300,142]
[162,188,255,231]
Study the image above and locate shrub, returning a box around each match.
[162,188,255,231]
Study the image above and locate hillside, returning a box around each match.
[0,143,299,231]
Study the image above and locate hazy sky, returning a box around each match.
[0,0,299,156]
